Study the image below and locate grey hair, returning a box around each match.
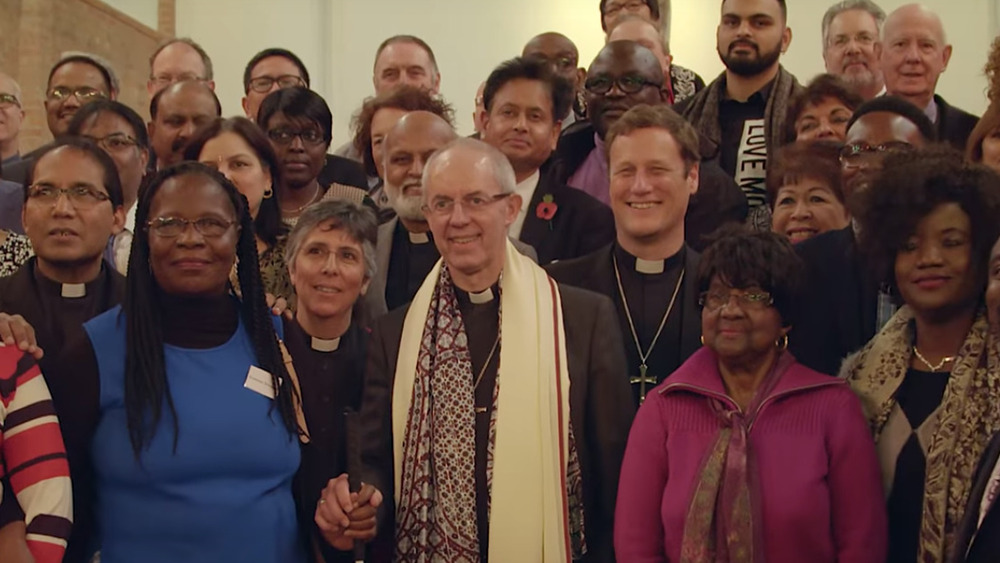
[284,200,379,281]
[607,13,671,55]
[821,0,887,47]
[0,72,22,102]
[421,138,517,202]
[57,51,120,95]
[149,37,214,81]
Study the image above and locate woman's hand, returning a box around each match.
[0,313,43,360]
[0,521,34,563]
[264,294,294,320]
[314,474,382,551]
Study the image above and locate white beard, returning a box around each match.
[385,181,425,222]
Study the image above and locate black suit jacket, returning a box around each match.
[519,174,615,265]
[952,430,1000,563]
[359,284,635,562]
[936,94,979,153]
[545,244,704,379]
[548,121,747,251]
[0,143,48,186]
[788,227,879,376]
[318,153,369,190]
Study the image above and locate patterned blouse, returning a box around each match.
[0,231,32,277]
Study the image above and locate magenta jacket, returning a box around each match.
[614,347,887,563]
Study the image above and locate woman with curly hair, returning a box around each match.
[966,37,1000,173]
[843,146,1000,563]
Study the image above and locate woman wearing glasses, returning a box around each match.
[615,227,886,562]
[844,147,1000,563]
[257,87,370,227]
[45,162,311,562]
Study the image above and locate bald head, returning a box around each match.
[0,72,22,102]
[382,111,457,223]
[586,40,666,139]
[148,80,221,168]
[522,32,583,89]
[881,3,951,109]
[607,15,671,77]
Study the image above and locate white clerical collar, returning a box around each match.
[469,287,495,304]
[635,258,665,275]
[310,336,341,352]
[61,283,87,298]
[408,231,430,244]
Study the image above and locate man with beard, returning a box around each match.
[147,80,221,170]
[880,3,978,151]
[677,0,801,231]
[822,0,887,101]
[549,41,746,250]
[789,95,934,376]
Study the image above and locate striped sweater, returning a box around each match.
[0,344,72,563]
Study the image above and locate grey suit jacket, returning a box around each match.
[365,217,539,318]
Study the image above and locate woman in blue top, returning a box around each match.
[55,162,307,563]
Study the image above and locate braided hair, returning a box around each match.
[124,161,298,456]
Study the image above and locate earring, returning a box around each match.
[700,335,705,346]
[263,184,273,199]
[776,335,789,351]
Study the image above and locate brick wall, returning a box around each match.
[0,0,174,153]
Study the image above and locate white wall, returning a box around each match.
[176,0,997,146]
[100,0,158,30]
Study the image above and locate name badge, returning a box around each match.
[244,365,276,399]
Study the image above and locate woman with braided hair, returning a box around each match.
[45,162,309,562]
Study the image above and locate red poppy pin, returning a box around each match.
[536,194,558,229]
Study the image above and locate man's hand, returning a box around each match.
[0,313,42,360]
[314,474,382,551]
[0,520,34,563]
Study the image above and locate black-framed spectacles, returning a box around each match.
[267,128,326,146]
[422,193,511,216]
[0,93,20,108]
[27,184,111,207]
[248,75,305,93]
[146,216,236,238]
[584,75,660,95]
[698,290,774,311]
[46,87,107,103]
[82,133,138,153]
[839,141,914,167]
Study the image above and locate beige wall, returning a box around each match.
[0,0,170,153]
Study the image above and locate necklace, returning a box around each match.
[473,332,501,414]
[912,346,956,372]
[613,254,685,403]
[280,184,321,215]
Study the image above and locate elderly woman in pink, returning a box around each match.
[614,227,886,563]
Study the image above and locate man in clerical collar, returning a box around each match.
[789,95,934,376]
[148,80,221,170]
[677,0,802,231]
[548,104,704,405]
[480,57,613,264]
[67,100,151,274]
[317,137,633,562]
[0,138,126,370]
[0,72,24,168]
[880,3,978,152]
[549,41,746,250]
[364,111,457,317]
[521,32,586,128]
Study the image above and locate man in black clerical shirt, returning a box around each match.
[677,0,801,230]
[549,40,745,251]
[789,96,935,375]
[548,104,704,406]
[317,138,633,561]
[480,57,613,264]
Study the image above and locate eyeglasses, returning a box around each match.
[422,193,511,216]
[149,73,206,87]
[584,75,660,95]
[27,184,111,207]
[839,141,914,168]
[828,33,877,50]
[82,133,138,153]
[0,93,20,108]
[698,290,774,311]
[146,216,236,238]
[248,75,305,93]
[267,128,326,146]
[604,0,648,16]
[46,87,107,103]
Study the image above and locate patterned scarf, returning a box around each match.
[393,244,585,562]
[679,352,794,563]
[843,306,1000,562]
